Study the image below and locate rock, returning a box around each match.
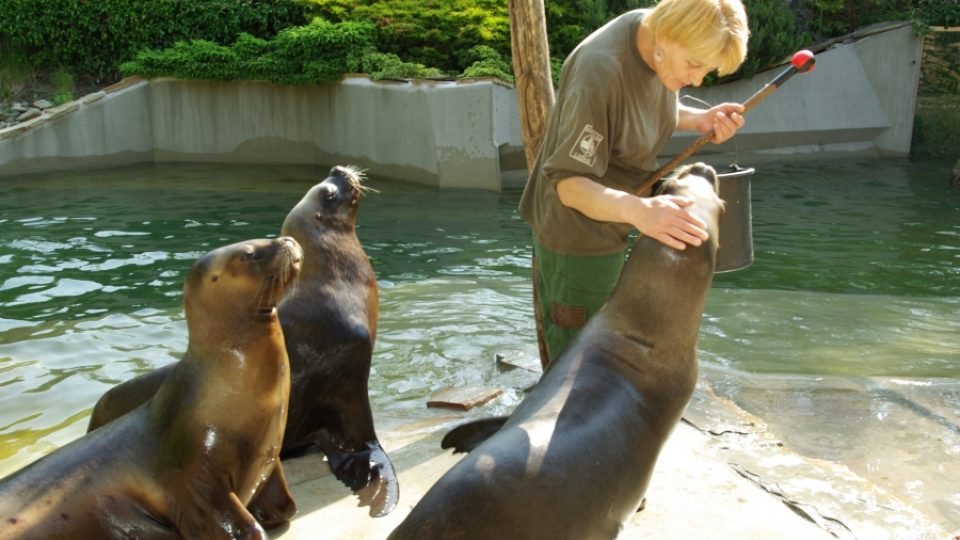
[427,386,503,410]
[17,108,42,122]
[32,99,54,110]
[11,102,28,113]
[494,352,541,373]
[80,91,106,104]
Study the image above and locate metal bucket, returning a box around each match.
[715,165,755,273]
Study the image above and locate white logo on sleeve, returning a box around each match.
[570,124,603,167]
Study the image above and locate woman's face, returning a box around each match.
[656,39,718,91]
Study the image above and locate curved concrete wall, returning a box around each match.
[0,23,922,189]
[665,23,923,163]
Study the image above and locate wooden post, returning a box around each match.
[509,0,555,368]
[508,0,555,169]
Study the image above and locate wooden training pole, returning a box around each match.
[509,0,555,368]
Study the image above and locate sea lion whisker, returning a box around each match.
[339,165,379,196]
[253,255,301,315]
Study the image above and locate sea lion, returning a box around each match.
[0,236,302,539]
[274,164,397,516]
[388,163,724,540]
[87,165,398,517]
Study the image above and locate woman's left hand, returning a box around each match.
[700,102,745,144]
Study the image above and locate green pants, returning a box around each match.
[532,236,626,364]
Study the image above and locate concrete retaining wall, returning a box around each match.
[664,23,923,162]
[0,23,922,189]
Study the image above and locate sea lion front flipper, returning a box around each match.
[326,441,399,518]
[87,363,176,432]
[247,463,297,528]
[440,416,510,453]
[184,491,267,540]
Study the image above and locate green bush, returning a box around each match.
[361,52,444,80]
[545,0,655,58]
[0,0,309,80]
[305,0,511,74]
[458,45,514,81]
[799,0,913,40]
[121,19,376,85]
[735,0,811,79]
[4,0,947,90]
[911,0,960,28]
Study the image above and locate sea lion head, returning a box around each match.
[281,165,369,239]
[655,162,725,244]
[184,236,303,327]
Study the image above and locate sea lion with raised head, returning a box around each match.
[388,163,724,540]
[1,236,302,539]
[274,165,397,516]
[87,166,398,517]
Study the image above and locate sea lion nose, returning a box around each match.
[277,236,303,261]
[319,182,338,200]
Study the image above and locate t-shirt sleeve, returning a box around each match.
[541,89,612,186]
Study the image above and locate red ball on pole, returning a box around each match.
[791,49,816,72]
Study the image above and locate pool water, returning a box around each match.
[1,158,958,529]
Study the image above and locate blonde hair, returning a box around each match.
[644,0,749,76]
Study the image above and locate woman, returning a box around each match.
[519,0,750,365]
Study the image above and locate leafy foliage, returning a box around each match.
[0,0,309,81]
[304,0,511,74]
[735,0,811,79]
[797,0,933,40]
[911,0,960,29]
[544,0,655,57]
[361,52,444,80]
[121,19,376,85]
[459,45,514,81]
[1,0,951,88]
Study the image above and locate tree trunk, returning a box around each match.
[509,0,556,368]
[509,0,555,169]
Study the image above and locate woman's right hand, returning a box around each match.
[556,176,708,250]
[629,194,708,250]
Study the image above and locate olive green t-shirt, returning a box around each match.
[518,9,678,256]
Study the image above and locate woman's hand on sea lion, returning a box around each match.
[635,195,709,251]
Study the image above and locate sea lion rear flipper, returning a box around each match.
[327,441,399,518]
[440,416,510,453]
[181,491,267,540]
[246,463,298,528]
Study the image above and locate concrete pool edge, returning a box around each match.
[270,378,954,539]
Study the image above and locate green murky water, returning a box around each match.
[1,158,958,529]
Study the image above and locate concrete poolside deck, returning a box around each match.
[271,420,831,540]
[269,381,954,539]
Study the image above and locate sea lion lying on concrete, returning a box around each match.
[0,236,302,539]
[388,163,724,540]
[87,166,398,517]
